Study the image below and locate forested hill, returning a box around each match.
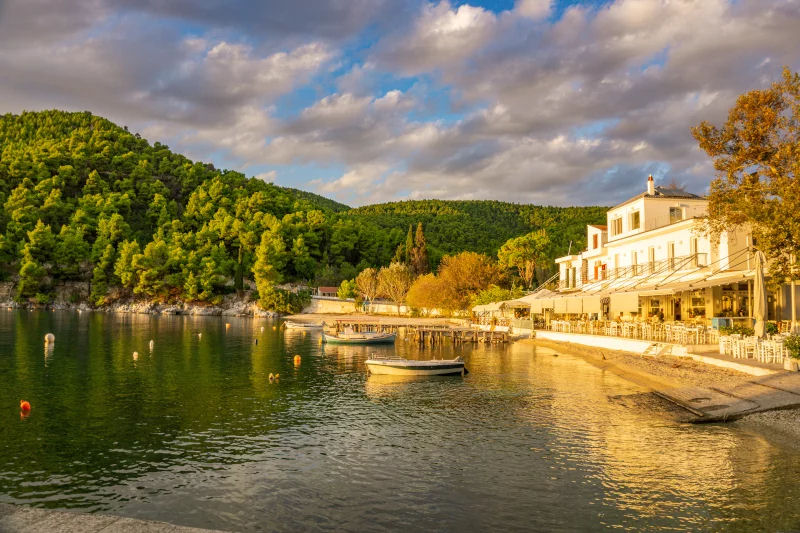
[346,200,608,265]
[0,110,605,308]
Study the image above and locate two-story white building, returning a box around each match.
[541,175,797,324]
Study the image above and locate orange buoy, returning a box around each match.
[226,323,231,329]
[268,372,275,381]
[274,373,280,380]
[20,400,31,413]
[293,355,301,365]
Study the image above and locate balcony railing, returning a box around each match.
[557,253,709,290]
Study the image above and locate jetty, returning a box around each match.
[289,316,511,344]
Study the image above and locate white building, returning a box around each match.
[543,175,797,324]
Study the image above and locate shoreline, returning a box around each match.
[527,337,800,444]
[0,296,280,318]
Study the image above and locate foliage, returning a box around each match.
[346,200,606,272]
[406,273,446,311]
[471,285,526,307]
[719,324,755,336]
[765,321,779,336]
[411,222,429,275]
[377,262,414,314]
[355,267,380,303]
[404,251,500,313]
[692,67,800,283]
[0,110,605,308]
[785,335,800,359]
[337,279,357,300]
[258,286,311,314]
[497,229,550,288]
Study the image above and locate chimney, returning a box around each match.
[647,174,655,195]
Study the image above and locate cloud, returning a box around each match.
[376,2,499,75]
[1,0,799,207]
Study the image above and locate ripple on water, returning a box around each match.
[1,312,800,532]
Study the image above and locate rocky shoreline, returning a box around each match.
[0,295,281,318]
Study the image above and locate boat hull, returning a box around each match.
[284,321,323,330]
[323,333,396,345]
[366,360,465,376]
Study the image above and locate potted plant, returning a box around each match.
[784,335,800,372]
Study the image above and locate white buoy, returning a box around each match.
[44,333,55,344]
[133,351,139,360]
[149,339,154,351]
[198,333,202,339]
[260,326,264,332]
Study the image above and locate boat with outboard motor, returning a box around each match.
[365,354,467,376]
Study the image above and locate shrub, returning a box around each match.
[259,286,311,314]
[719,324,754,336]
[785,335,800,360]
[765,322,779,336]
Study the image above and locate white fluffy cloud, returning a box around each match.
[1,0,799,206]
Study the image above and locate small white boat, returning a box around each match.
[366,355,466,376]
[323,331,396,344]
[284,320,324,330]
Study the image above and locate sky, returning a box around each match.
[0,0,798,207]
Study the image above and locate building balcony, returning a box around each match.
[557,253,708,291]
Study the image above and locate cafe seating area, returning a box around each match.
[548,319,720,345]
[718,333,792,365]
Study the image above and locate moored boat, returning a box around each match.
[284,320,324,330]
[365,355,466,376]
[322,331,396,344]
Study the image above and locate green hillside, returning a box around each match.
[347,200,607,266]
[0,110,605,307]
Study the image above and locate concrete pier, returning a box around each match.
[0,504,226,533]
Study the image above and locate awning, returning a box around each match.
[553,297,568,313]
[582,295,602,314]
[566,296,583,314]
[472,302,502,313]
[609,292,640,314]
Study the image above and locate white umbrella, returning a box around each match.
[753,250,767,338]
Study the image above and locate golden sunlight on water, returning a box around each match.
[1,310,799,532]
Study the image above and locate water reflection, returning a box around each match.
[1,311,799,532]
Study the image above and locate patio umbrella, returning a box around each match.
[753,250,767,338]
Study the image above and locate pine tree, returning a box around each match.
[404,225,414,264]
[411,222,429,275]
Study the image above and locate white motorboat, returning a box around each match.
[284,320,324,330]
[365,355,466,376]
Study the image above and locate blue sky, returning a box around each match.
[0,0,797,206]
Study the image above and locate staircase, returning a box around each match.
[641,343,671,357]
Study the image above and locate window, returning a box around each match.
[592,233,598,249]
[629,210,640,230]
[669,207,682,224]
[611,217,623,236]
